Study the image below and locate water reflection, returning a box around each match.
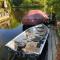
[0,24,23,43]
[0,24,23,60]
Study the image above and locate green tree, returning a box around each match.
[12,0,23,6]
[8,0,60,20]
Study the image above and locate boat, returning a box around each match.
[5,24,49,55]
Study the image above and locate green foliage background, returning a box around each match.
[7,0,60,21]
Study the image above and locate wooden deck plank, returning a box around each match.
[48,28,53,60]
[48,26,57,60]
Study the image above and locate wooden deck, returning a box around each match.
[48,26,57,60]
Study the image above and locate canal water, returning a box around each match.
[0,24,23,60]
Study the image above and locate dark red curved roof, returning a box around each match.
[22,10,49,25]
